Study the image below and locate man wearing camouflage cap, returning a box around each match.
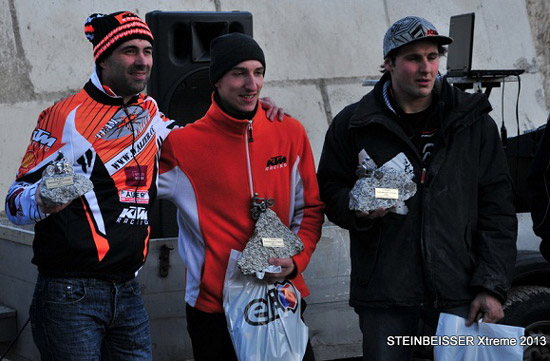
[317,16,517,360]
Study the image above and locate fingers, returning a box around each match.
[481,302,504,323]
[277,108,285,122]
[355,207,390,219]
[259,97,285,122]
[43,201,71,214]
[260,97,274,105]
[466,300,481,326]
[263,258,294,283]
[266,107,275,120]
[466,292,504,326]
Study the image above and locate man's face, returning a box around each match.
[99,39,153,101]
[215,60,264,114]
[384,40,440,112]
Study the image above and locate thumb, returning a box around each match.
[466,302,480,326]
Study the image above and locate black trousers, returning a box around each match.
[355,304,470,361]
[186,300,315,361]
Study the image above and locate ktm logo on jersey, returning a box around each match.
[117,206,148,225]
[32,129,57,148]
[265,155,287,171]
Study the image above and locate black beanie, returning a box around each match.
[209,33,266,85]
[84,11,154,64]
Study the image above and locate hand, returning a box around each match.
[466,291,504,326]
[36,186,71,214]
[355,207,392,219]
[263,257,295,283]
[260,97,285,122]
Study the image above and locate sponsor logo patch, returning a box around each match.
[21,151,37,169]
[96,106,150,140]
[116,206,148,225]
[124,165,148,186]
[265,155,288,171]
[32,129,57,148]
[119,189,150,204]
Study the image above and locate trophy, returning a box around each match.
[38,152,93,208]
[349,152,417,215]
[237,196,304,277]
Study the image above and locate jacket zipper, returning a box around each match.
[420,168,427,184]
[248,119,254,143]
[245,119,255,198]
[422,125,466,309]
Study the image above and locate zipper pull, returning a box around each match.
[248,119,254,142]
[420,168,427,184]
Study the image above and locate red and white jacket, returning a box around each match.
[159,97,324,313]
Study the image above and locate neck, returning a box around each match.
[214,91,258,120]
[393,91,433,114]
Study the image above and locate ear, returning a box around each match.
[383,57,393,73]
[98,59,107,72]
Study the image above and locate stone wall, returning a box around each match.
[526,0,550,109]
[0,0,548,204]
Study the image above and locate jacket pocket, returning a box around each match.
[350,225,382,290]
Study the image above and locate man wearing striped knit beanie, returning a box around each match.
[6,11,167,361]
[84,11,155,102]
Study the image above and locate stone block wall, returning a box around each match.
[0,0,548,202]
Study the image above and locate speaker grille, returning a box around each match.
[168,68,213,125]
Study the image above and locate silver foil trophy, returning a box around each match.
[39,152,93,209]
[238,196,304,277]
[349,152,417,215]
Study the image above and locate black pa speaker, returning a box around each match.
[146,10,253,125]
[146,11,253,238]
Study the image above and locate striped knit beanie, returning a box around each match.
[84,11,154,63]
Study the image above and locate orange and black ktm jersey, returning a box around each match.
[6,78,175,281]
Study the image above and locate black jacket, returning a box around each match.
[528,114,550,262]
[317,75,517,308]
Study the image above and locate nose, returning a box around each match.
[244,74,258,91]
[419,58,430,72]
[135,51,149,67]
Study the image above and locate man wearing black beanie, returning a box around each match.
[158,32,323,360]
